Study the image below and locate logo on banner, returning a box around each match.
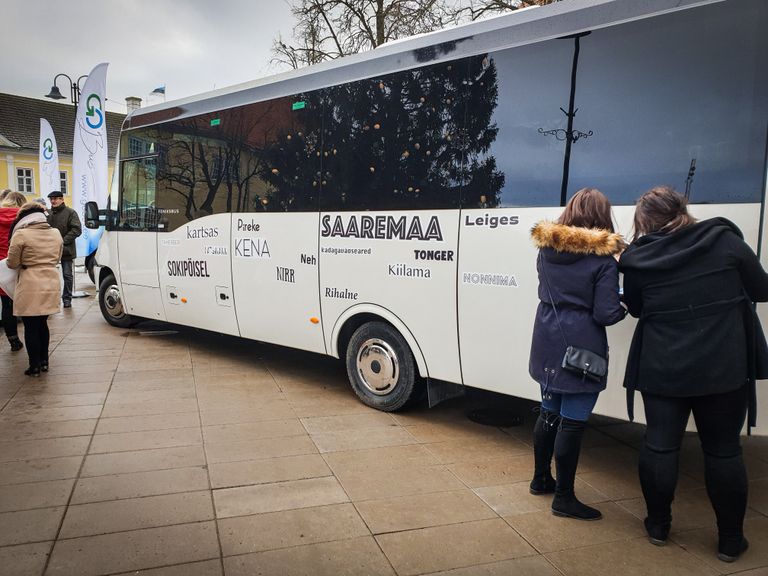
[85,94,104,129]
[42,138,54,160]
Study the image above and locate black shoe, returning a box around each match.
[717,537,749,563]
[24,366,40,377]
[63,301,72,308]
[40,361,49,372]
[552,495,602,520]
[644,517,671,546]
[8,336,23,352]
[530,475,556,495]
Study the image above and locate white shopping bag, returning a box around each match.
[0,259,17,299]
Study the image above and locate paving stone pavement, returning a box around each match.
[1,271,767,575]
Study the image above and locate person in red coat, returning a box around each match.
[0,191,27,351]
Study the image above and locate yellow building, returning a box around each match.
[0,92,125,205]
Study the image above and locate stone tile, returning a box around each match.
[0,456,83,486]
[19,381,110,395]
[202,419,305,444]
[546,537,720,576]
[218,502,369,556]
[60,491,214,538]
[106,388,197,404]
[6,392,107,410]
[0,436,90,463]
[81,445,206,477]
[209,454,332,489]
[323,444,440,471]
[199,404,296,426]
[0,479,74,512]
[110,378,196,393]
[0,405,103,423]
[300,412,397,434]
[311,427,417,453]
[0,541,53,576]
[288,396,374,418]
[474,479,608,517]
[579,463,643,500]
[750,477,768,516]
[358,489,496,534]
[100,399,199,418]
[71,466,209,504]
[46,521,220,576]
[423,437,531,464]
[507,502,645,553]
[448,454,535,488]
[0,419,97,441]
[672,516,768,573]
[223,536,394,576]
[0,506,65,546]
[376,518,535,576]
[213,476,349,518]
[404,421,515,444]
[334,463,465,502]
[89,427,202,454]
[112,369,193,384]
[204,435,316,464]
[95,412,200,434]
[427,555,561,576]
[112,559,222,575]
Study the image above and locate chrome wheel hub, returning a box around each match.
[356,338,399,395]
[103,285,124,318]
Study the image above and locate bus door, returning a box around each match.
[117,156,165,320]
[231,213,325,354]
[157,213,239,336]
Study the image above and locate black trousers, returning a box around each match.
[1,295,17,339]
[640,385,748,542]
[22,316,49,368]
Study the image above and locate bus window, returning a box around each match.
[119,157,158,231]
[320,59,467,212]
[568,0,767,205]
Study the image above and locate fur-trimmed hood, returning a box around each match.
[531,221,625,256]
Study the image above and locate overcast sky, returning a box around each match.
[0,0,296,112]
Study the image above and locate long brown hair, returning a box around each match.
[633,186,696,240]
[557,187,615,232]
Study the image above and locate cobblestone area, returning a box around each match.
[1,272,767,575]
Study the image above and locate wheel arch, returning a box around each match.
[329,304,429,378]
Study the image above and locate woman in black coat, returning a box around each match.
[619,186,768,562]
[529,188,626,520]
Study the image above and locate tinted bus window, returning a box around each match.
[567,0,767,205]
[119,157,158,231]
[320,59,468,211]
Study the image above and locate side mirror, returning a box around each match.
[84,201,100,229]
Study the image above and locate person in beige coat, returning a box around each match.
[7,203,63,376]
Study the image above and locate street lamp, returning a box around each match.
[45,72,91,299]
[45,73,88,112]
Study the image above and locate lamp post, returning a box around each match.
[45,72,91,299]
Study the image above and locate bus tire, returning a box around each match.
[346,321,418,412]
[99,274,134,328]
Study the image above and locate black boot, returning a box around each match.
[530,408,559,495]
[551,417,602,520]
[8,336,23,352]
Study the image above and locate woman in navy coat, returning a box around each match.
[529,187,626,520]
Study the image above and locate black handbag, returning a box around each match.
[539,254,608,382]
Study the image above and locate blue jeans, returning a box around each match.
[541,391,599,422]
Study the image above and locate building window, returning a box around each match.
[59,171,68,195]
[17,168,33,194]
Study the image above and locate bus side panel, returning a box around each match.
[320,210,461,383]
[157,214,239,336]
[233,212,325,354]
[457,207,551,400]
[117,230,165,321]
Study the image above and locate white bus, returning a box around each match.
[86,0,768,428]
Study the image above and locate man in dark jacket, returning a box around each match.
[47,191,82,308]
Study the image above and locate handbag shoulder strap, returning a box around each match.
[538,252,570,349]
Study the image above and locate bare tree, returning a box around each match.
[454,0,557,22]
[274,0,560,69]
[273,0,462,69]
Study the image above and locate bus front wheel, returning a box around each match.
[99,274,134,328]
[346,321,419,412]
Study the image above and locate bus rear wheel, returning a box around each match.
[346,321,419,412]
[99,274,134,328]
